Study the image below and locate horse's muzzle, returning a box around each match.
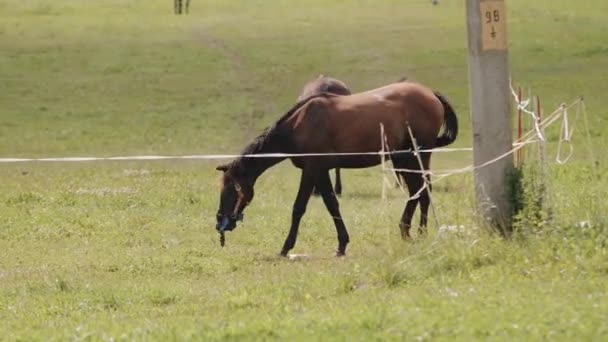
[216,216,233,232]
[215,213,243,232]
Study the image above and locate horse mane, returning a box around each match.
[238,126,275,159]
[234,92,335,165]
[277,92,335,124]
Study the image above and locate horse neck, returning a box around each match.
[240,128,290,182]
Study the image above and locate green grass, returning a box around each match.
[1,0,607,340]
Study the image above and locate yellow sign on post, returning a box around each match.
[480,0,507,50]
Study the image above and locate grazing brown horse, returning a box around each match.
[216,81,458,256]
[298,75,352,196]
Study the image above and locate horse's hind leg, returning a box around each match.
[334,168,342,196]
[394,171,404,188]
[280,170,316,256]
[416,152,432,235]
[392,156,424,239]
[317,170,349,256]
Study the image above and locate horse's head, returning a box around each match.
[215,162,255,233]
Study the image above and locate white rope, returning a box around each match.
[0,151,386,163]
[580,100,597,167]
[0,98,582,166]
[388,139,540,176]
[556,104,574,164]
[0,147,476,164]
[385,97,581,180]
[405,181,428,201]
[407,125,440,229]
[380,123,390,201]
[378,124,430,204]
[391,139,540,179]
[510,79,544,141]
[420,147,473,153]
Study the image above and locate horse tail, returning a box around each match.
[434,91,458,147]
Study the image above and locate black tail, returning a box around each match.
[434,92,458,147]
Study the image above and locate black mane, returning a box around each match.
[233,92,335,167]
[238,126,275,158]
[277,92,335,125]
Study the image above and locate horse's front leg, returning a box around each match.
[317,171,349,256]
[280,170,316,256]
[334,168,342,196]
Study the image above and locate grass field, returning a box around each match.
[1,0,607,340]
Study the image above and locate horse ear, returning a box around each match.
[216,164,229,172]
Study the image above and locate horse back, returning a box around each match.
[332,82,444,146]
[298,76,351,101]
[283,82,445,162]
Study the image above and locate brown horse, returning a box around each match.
[216,81,458,256]
[298,75,352,196]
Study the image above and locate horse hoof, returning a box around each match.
[288,253,311,261]
[334,250,346,257]
[279,251,288,258]
[400,223,412,241]
[400,233,412,241]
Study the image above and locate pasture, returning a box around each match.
[1,0,607,340]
